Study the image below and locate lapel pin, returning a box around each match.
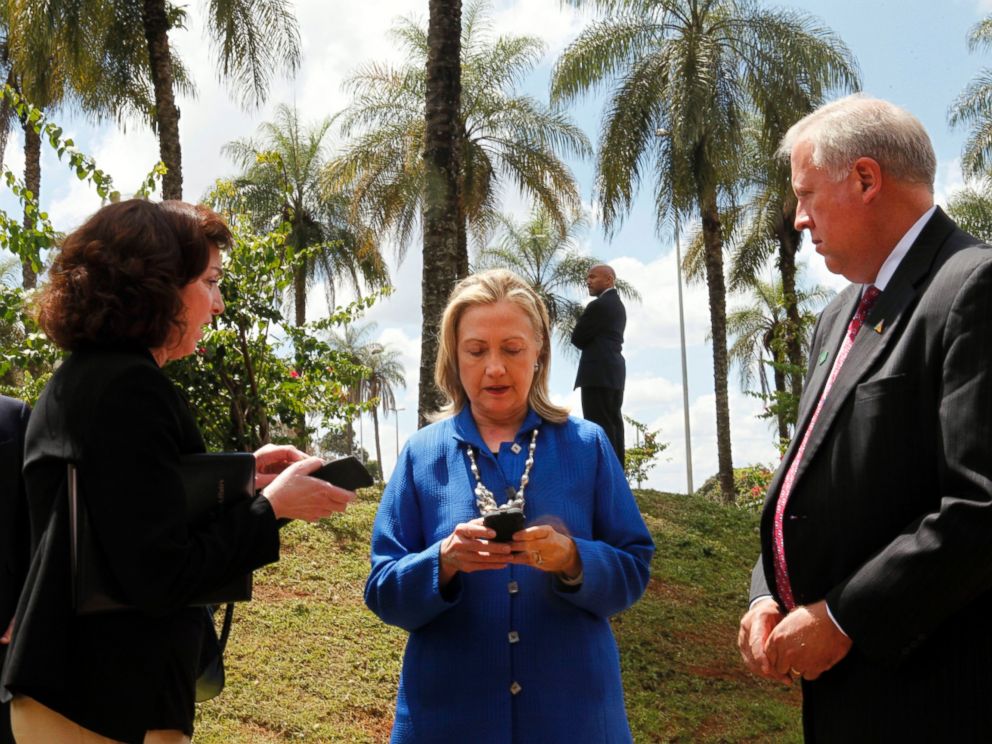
[874,320,885,334]
[818,350,828,366]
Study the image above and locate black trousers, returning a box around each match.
[580,386,624,466]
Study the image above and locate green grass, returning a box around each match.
[193,489,801,742]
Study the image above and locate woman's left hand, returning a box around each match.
[254,443,310,488]
[508,525,582,578]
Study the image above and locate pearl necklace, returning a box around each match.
[465,428,539,515]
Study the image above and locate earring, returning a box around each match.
[534,363,539,371]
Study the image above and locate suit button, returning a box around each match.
[508,581,519,595]
[510,681,522,695]
[508,631,520,644]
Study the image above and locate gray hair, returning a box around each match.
[778,94,936,190]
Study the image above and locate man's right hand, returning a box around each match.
[738,597,791,683]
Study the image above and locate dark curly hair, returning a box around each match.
[37,199,232,351]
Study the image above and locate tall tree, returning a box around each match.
[329,0,590,425]
[364,345,406,483]
[475,206,639,352]
[553,0,858,502]
[40,0,301,199]
[725,274,830,447]
[219,104,389,327]
[421,0,462,426]
[2,0,173,286]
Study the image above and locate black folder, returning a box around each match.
[68,453,255,614]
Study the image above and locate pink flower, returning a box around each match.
[289,370,299,379]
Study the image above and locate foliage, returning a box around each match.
[217,104,389,326]
[947,183,992,240]
[950,14,992,178]
[724,273,831,446]
[193,488,801,741]
[695,464,776,510]
[623,415,668,489]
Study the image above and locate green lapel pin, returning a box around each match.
[818,350,828,366]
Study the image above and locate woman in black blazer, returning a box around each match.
[0,199,354,743]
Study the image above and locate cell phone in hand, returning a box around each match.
[309,456,374,491]
[483,508,525,542]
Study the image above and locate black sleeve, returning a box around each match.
[82,365,280,613]
[571,299,605,348]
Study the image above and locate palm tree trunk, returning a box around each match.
[699,188,735,504]
[776,210,805,422]
[142,0,183,200]
[419,0,463,428]
[372,407,384,483]
[772,357,789,446]
[293,264,307,327]
[20,116,40,289]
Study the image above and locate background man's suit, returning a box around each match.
[0,396,29,744]
[751,208,992,741]
[571,287,626,463]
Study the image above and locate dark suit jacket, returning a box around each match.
[0,345,280,742]
[0,396,28,744]
[571,288,626,390]
[751,208,992,741]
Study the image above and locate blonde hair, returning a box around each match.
[778,94,936,189]
[434,269,569,423]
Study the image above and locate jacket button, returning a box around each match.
[508,631,520,644]
[508,581,519,595]
[510,681,522,695]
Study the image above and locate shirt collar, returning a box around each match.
[451,405,543,449]
[869,205,937,293]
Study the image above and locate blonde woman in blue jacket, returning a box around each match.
[365,269,654,744]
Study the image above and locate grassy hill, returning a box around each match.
[193,489,802,742]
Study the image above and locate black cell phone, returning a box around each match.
[309,456,374,491]
[483,509,525,542]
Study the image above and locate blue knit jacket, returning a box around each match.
[365,406,655,744]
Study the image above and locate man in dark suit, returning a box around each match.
[0,396,29,744]
[738,94,992,741]
[571,264,626,463]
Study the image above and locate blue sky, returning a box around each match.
[3,0,988,490]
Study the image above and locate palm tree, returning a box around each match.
[552,0,858,502]
[475,206,640,352]
[726,274,831,448]
[329,0,590,425]
[364,345,406,483]
[947,183,992,240]
[421,0,464,428]
[218,104,389,327]
[327,322,378,458]
[40,0,301,200]
[950,14,992,178]
[1,1,174,286]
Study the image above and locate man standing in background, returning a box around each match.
[571,264,626,464]
[0,395,29,744]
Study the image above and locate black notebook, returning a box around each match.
[68,452,256,614]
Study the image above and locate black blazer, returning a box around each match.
[0,345,280,742]
[0,397,29,707]
[751,209,992,741]
[571,288,626,390]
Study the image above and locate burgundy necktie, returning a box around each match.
[772,285,882,611]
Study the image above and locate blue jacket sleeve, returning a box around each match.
[553,430,654,618]
[364,445,458,632]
